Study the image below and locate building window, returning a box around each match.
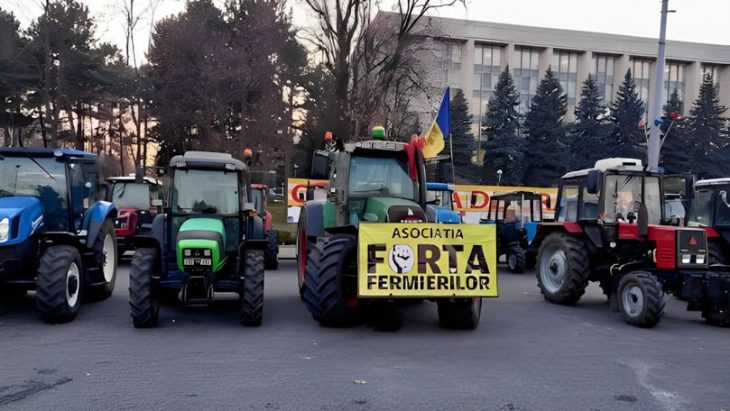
[551,50,578,106]
[435,40,462,91]
[663,62,685,107]
[631,58,652,113]
[473,44,502,134]
[515,47,540,114]
[591,54,615,104]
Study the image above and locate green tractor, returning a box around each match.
[296,129,496,330]
[128,151,267,327]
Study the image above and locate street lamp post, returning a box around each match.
[496,169,503,186]
[647,0,670,171]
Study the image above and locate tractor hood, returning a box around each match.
[176,217,227,273]
[361,197,426,223]
[0,196,44,246]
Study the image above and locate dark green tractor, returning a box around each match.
[296,130,491,330]
[128,151,267,327]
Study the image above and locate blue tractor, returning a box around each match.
[425,182,462,223]
[481,191,543,273]
[0,148,118,323]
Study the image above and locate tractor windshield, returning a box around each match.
[686,190,713,227]
[250,188,265,215]
[715,189,730,226]
[172,169,239,215]
[112,182,150,209]
[603,174,662,224]
[348,155,416,201]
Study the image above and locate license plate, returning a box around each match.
[184,258,212,266]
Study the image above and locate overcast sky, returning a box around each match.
[4,0,730,65]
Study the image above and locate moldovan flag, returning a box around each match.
[422,88,451,158]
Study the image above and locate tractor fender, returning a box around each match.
[83,201,117,247]
[246,214,266,241]
[302,200,325,238]
[530,222,585,252]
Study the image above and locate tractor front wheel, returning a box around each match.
[437,297,482,330]
[302,235,361,327]
[618,271,665,328]
[86,219,117,301]
[240,249,265,326]
[506,245,526,274]
[36,246,83,323]
[536,232,591,305]
[129,248,159,328]
[264,229,279,270]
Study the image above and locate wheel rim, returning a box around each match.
[622,283,644,318]
[539,244,567,293]
[66,262,80,307]
[102,234,115,283]
[508,254,516,270]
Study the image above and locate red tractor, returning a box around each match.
[531,158,730,327]
[251,183,279,270]
[107,174,163,255]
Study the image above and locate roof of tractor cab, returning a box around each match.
[492,191,543,200]
[107,175,162,185]
[562,158,644,179]
[0,147,97,160]
[170,151,247,171]
[345,139,409,153]
[695,178,730,188]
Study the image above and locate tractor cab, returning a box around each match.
[251,183,279,269]
[531,158,730,327]
[426,182,461,223]
[690,178,730,264]
[482,191,543,273]
[107,173,163,253]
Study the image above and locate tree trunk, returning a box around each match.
[118,106,125,175]
[142,104,148,169]
[75,101,84,150]
[39,109,48,148]
[136,100,142,166]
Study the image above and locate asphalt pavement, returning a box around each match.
[1,258,729,411]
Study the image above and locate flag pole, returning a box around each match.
[449,132,455,183]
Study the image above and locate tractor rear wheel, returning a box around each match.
[240,249,265,326]
[129,248,159,328]
[36,246,83,323]
[708,241,726,265]
[302,235,361,327]
[506,245,526,274]
[536,232,590,305]
[264,229,279,270]
[437,297,482,330]
[618,271,665,328]
[86,219,117,301]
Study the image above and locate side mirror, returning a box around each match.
[310,152,330,180]
[637,203,649,237]
[587,170,602,195]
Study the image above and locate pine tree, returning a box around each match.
[523,67,567,186]
[481,66,523,185]
[567,75,611,169]
[688,73,728,178]
[659,89,691,173]
[449,89,474,166]
[609,69,645,159]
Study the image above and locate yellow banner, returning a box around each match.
[358,223,497,298]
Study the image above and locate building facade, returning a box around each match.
[378,12,730,154]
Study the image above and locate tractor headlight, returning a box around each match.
[681,254,691,264]
[696,254,706,265]
[0,218,9,242]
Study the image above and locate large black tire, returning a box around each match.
[506,245,526,274]
[264,229,279,270]
[708,241,726,265]
[536,232,590,305]
[86,219,118,301]
[129,248,159,328]
[302,235,361,327]
[240,249,265,326]
[618,271,665,328]
[36,246,83,324]
[296,217,313,298]
[438,297,482,330]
